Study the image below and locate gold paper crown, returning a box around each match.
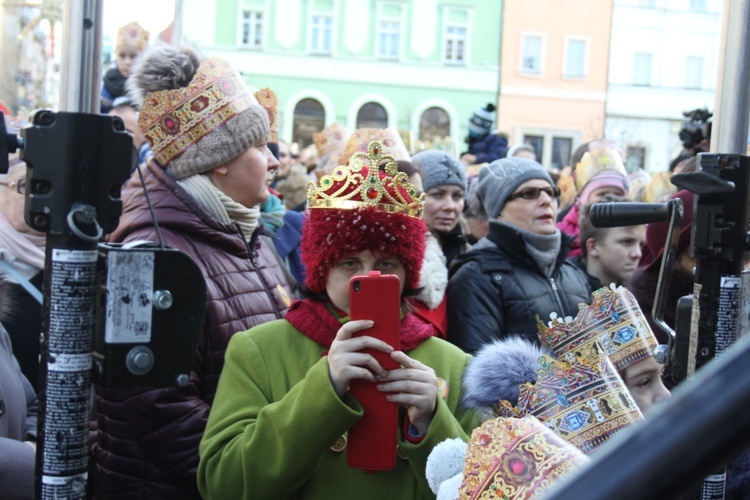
[574,148,628,193]
[307,140,425,218]
[313,123,349,157]
[254,88,278,144]
[537,284,659,372]
[498,346,642,455]
[460,416,588,499]
[338,127,411,167]
[138,58,259,167]
[643,171,678,203]
[117,22,149,52]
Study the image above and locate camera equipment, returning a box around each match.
[679,108,713,153]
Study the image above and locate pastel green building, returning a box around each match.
[181,0,502,153]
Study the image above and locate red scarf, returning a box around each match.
[284,299,436,351]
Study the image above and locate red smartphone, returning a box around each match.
[346,271,402,470]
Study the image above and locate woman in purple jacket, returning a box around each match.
[91,45,292,499]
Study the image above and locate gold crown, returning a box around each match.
[138,58,258,166]
[497,346,642,455]
[313,123,349,157]
[307,140,425,218]
[117,22,149,52]
[537,284,659,372]
[460,416,588,499]
[254,88,278,144]
[574,148,628,193]
[338,127,411,166]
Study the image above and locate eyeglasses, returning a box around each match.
[507,185,560,202]
[0,178,26,195]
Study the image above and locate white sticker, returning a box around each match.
[51,248,98,263]
[105,250,155,343]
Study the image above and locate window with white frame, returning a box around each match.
[685,56,704,89]
[626,146,646,173]
[445,26,467,64]
[563,38,587,78]
[633,53,652,86]
[292,98,326,149]
[356,102,388,129]
[310,15,333,55]
[443,8,469,65]
[241,10,263,49]
[419,107,451,142]
[376,3,402,60]
[378,21,400,59]
[520,129,579,169]
[520,34,543,74]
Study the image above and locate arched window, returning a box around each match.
[356,102,388,129]
[292,98,325,149]
[419,107,451,142]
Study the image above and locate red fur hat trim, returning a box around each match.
[301,206,427,293]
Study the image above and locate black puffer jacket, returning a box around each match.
[446,221,591,354]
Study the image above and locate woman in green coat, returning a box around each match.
[198,142,479,499]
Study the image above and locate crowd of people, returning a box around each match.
[1,24,747,500]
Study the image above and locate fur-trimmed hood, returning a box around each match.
[414,231,448,309]
[462,337,546,420]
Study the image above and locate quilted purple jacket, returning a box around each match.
[91,161,291,499]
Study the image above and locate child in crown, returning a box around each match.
[198,142,479,499]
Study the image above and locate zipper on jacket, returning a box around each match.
[238,221,284,318]
[548,277,566,315]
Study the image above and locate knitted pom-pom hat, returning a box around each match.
[130,44,269,180]
[302,140,427,293]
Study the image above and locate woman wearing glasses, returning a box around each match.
[446,157,591,354]
[0,158,45,391]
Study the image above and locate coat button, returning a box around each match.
[330,434,347,453]
[0,400,5,417]
[397,444,408,460]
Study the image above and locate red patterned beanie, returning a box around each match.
[302,140,427,293]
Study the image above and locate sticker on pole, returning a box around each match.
[105,251,155,343]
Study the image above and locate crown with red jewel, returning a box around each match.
[138,58,259,167]
[497,345,642,455]
[459,416,589,499]
[116,22,149,51]
[537,284,659,372]
[307,139,425,218]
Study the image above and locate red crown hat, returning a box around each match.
[302,140,426,293]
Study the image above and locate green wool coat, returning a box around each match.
[198,319,479,499]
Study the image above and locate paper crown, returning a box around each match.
[460,416,588,499]
[337,127,411,167]
[498,346,643,455]
[138,58,259,167]
[556,171,577,212]
[116,22,149,51]
[254,88,278,144]
[307,140,425,218]
[643,171,678,203]
[314,123,349,157]
[538,284,659,373]
[574,148,628,193]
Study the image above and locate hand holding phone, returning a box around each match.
[346,271,401,470]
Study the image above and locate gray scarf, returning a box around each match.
[496,219,562,278]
